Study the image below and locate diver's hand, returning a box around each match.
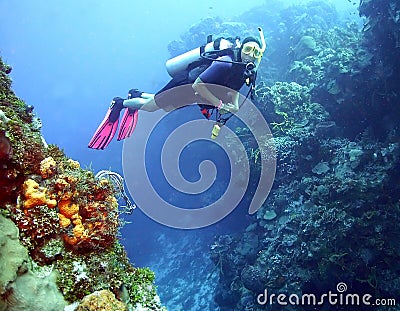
[219,105,230,114]
[219,102,237,114]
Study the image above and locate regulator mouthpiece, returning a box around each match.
[246,62,256,71]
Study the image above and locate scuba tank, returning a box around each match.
[166,37,234,78]
[166,27,266,81]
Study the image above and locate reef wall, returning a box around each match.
[0,57,166,310]
[168,1,400,310]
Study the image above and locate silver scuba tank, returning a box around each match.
[166,38,234,78]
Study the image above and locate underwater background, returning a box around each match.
[1,0,400,310]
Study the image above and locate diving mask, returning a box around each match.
[242,43,263,59]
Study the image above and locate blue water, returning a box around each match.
[0,1,361,309]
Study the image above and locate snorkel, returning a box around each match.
[258,27,267,54]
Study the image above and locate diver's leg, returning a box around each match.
[124,74,189,112]
[141,92,154,99]
[123,96,160,112]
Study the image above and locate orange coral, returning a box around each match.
[21,168,121,252]
[73,222,85,238]
[59,194,119,250]
[62,216,87,246]
[42,164,121,251]
[58,200,79,218]
[22,178,57,209]
[58,213,71,228]
[57,200,86,245]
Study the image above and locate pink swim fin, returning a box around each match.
[117,108,139,141]
[88,97,123,150]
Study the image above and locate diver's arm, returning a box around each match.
[223,91,240,113]
[192,77,221,107]
[192,77,239,113]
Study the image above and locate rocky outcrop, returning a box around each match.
[0,215,28,296]
[0,215,67,310]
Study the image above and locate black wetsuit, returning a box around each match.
[154,55,247,111]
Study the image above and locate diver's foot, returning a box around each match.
[108,97,125,122]
[128,89,143,99]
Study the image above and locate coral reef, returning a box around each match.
[55,243,161,307]
[11,154,120,260]
[0,56,165,310]
[201,1,400,310]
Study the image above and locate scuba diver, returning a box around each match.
[88,27,266,150]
